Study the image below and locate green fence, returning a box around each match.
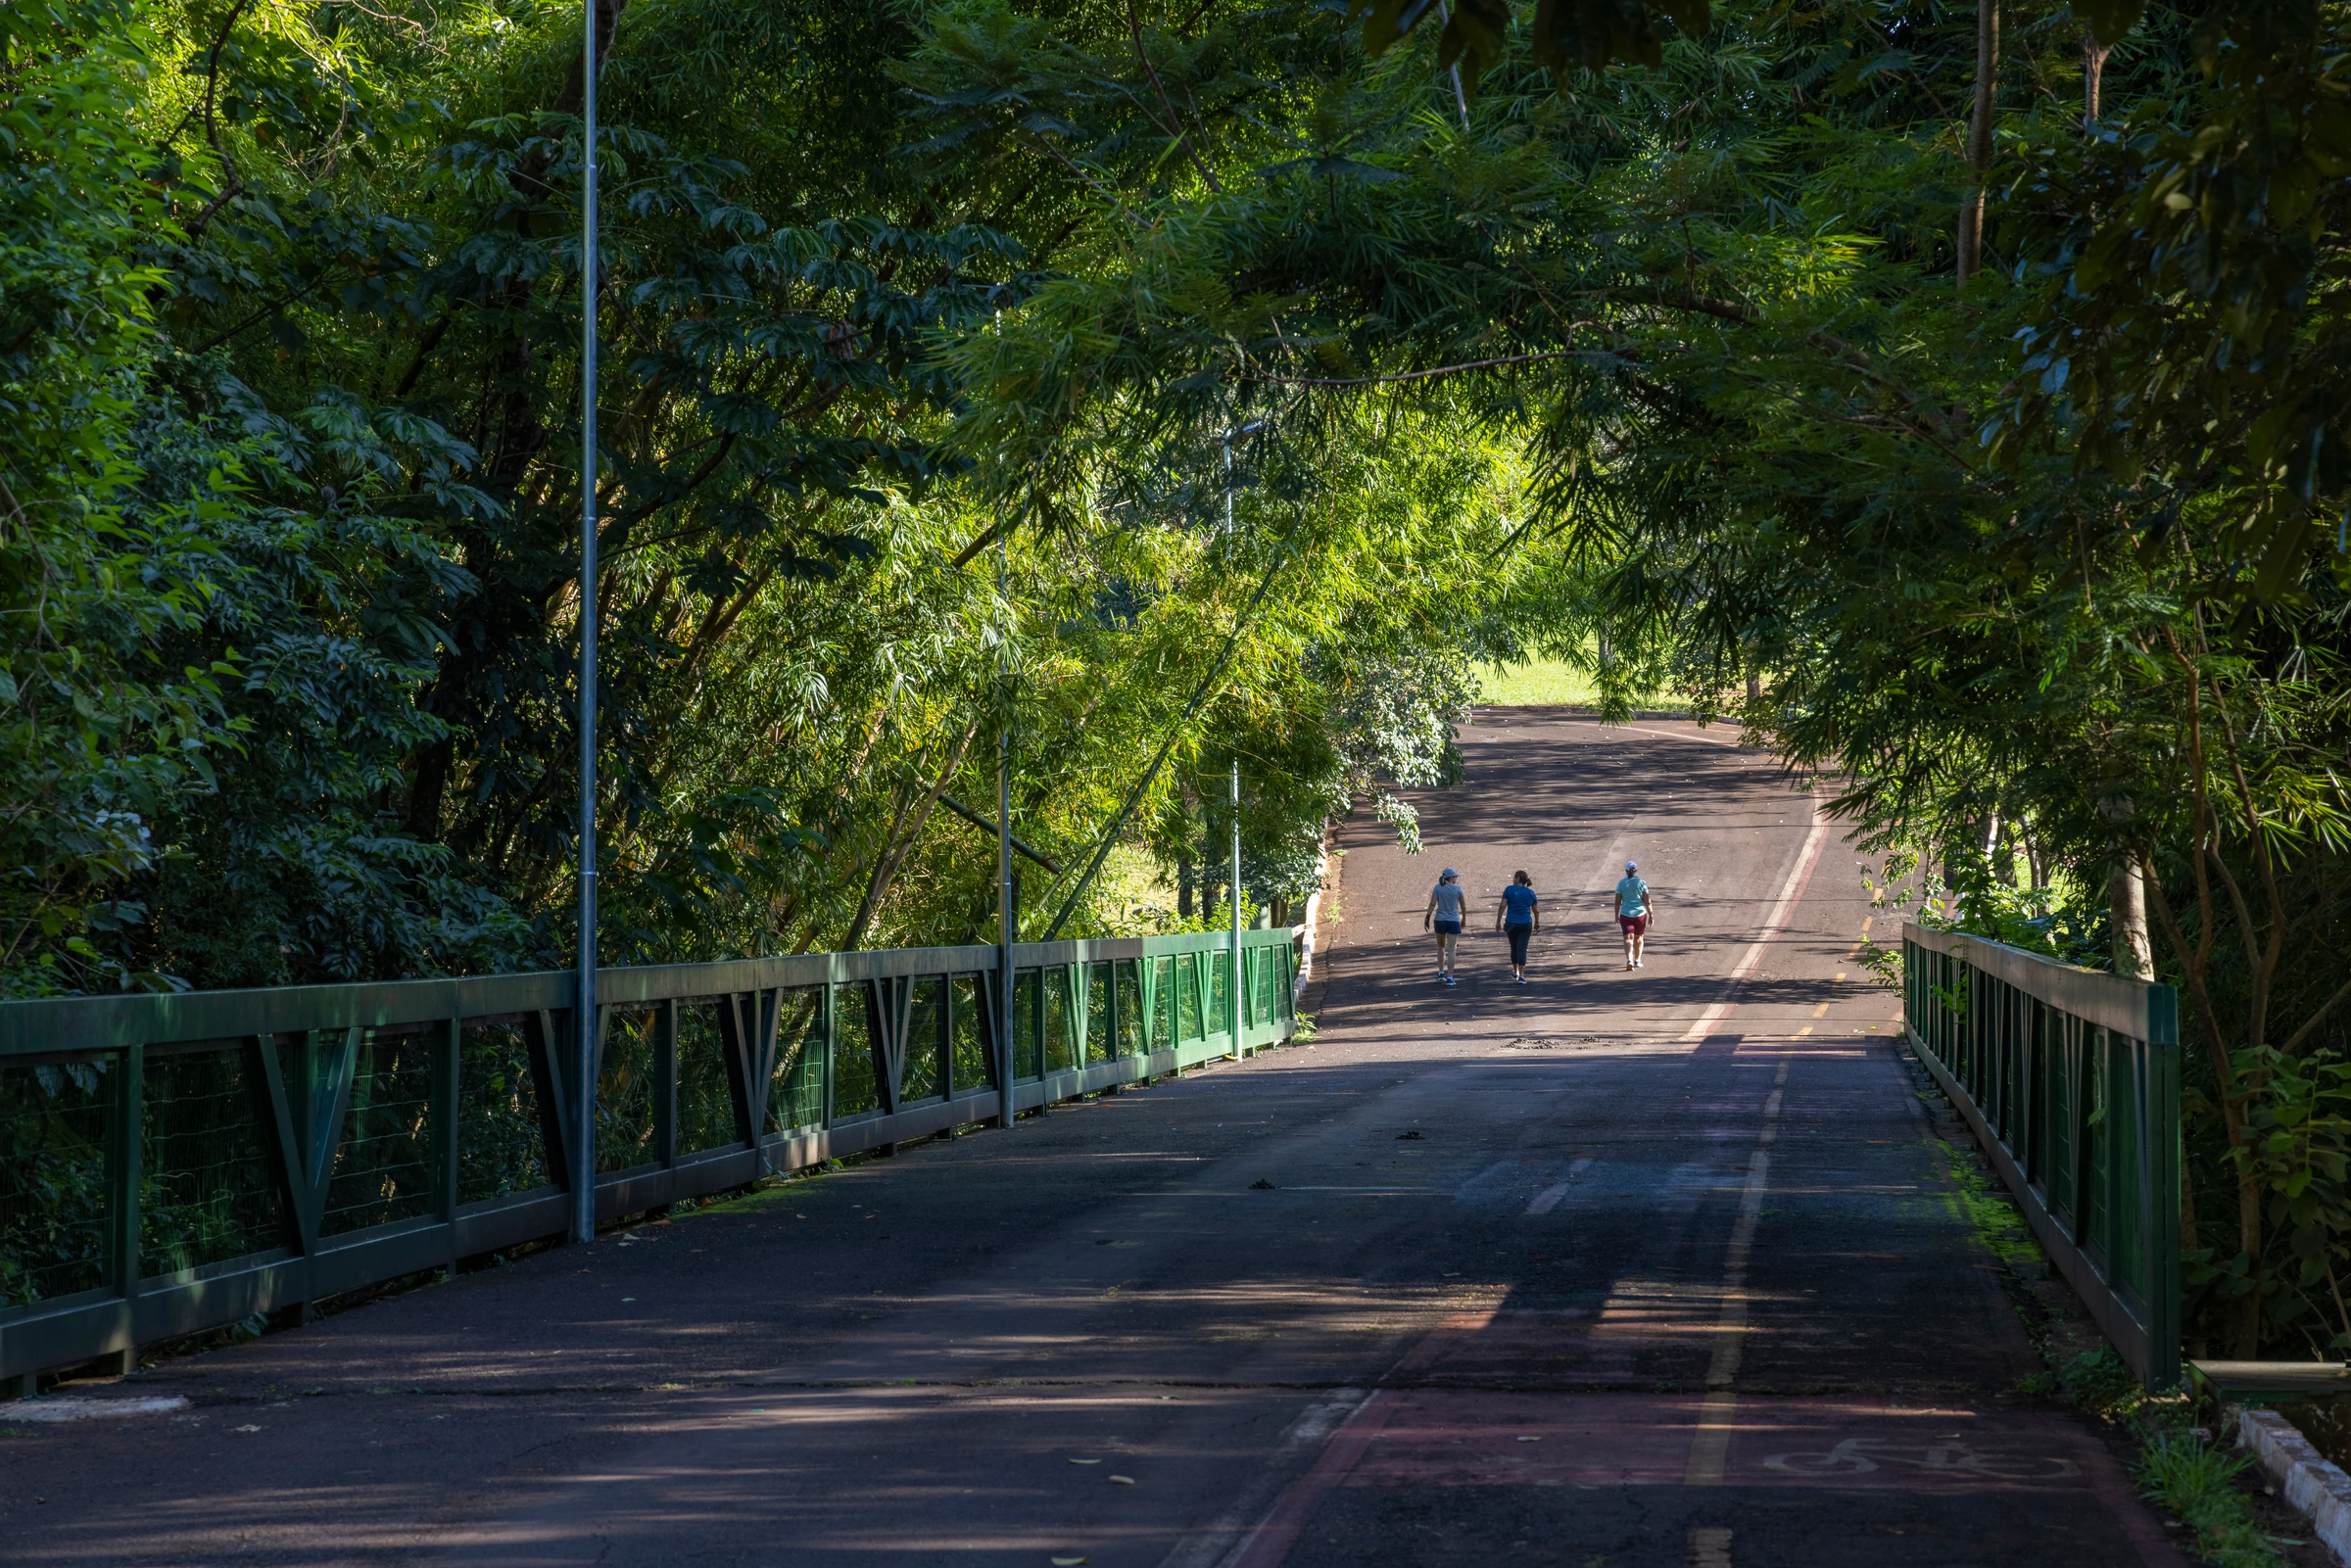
[1902,923,2181,1389]
[0,927,1299,1391]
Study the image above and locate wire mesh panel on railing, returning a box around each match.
[1116,965,1144,1058]
[903,977,945,1105]
[0,1057,114,1307]
[598,1011,660,1173]
[1175,954,1201,1045]
[1209,952,1230,1037]
[835,985,880,1118]
[1043,966,1075,1075]
[949,975,987,1093]
[2086,1033,2112,1251]
[456,1019,552,1204]
[1152,957,1175,1048]
[676,1001,740,1155]
[141,1045,286,1278]
[1085,964,1111,1065]
[1013,971,1042,1081]
[768,988,826,1134]
[2043,1014,2078,1223]
[321,1027,436,1237]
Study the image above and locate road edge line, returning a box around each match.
[1680,806,1833,1042]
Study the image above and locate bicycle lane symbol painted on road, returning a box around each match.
[1761,1434,2082,1485]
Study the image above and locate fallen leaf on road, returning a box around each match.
[232,1424,261,1433]
[1109,1475,1135,1485]
[1051,1557,1089,1565]
[1068,1457,1100,1464]
[1517,1436,1542,1443]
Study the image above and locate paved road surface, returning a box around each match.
[2,711,2182,1567]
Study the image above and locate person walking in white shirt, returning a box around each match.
[1424,869,1469,986]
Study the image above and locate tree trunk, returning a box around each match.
[1177,857,1194,919]
[2109,859,2154,979]
[2083,28,2111,129]
[1957,0,1999,282]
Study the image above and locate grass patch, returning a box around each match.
[1476,659,1598,706]
[2137,1432,2300,1568]
[1474,659,1693,711]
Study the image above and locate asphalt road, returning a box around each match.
[1,710,2183,1567]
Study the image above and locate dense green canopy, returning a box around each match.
[3,0,2348,1357]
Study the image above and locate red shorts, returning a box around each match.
[1619,915,1649,936]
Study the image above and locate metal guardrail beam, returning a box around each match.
[1901,922,2181,1390]
[0,927,1303,1393]
[1900,925,2180,1043]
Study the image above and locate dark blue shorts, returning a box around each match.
[1432,920,1462,935]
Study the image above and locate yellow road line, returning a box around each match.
[1683,1059,1788,1486]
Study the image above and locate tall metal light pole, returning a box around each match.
[1228,761,1243,1058]
[995,518,1016,1129]
[571,0,601,1248]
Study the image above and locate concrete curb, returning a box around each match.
[2236,1405,2351,1565]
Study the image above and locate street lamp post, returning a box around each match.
[571,0,601,1248]
[996,522,1017,1130]
[1228,761,1244,1058]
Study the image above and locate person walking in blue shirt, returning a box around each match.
[1494,870,1540,984]
[1423,869,1468,985]
[1614,861,1655,969]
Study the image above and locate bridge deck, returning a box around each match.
[0,712,2189,1567]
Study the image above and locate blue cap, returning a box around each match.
[1440,868,1459,879]
[1625,861,1638,872]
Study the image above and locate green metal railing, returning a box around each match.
[0,927,1299,1391]
[1902,923,2181,1389]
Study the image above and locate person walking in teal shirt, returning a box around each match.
[1614,861,1655,970]
[1494,871,1540,983]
